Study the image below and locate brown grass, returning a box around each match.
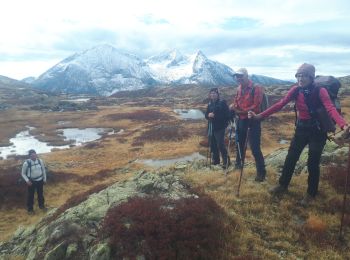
[1,91,350,258]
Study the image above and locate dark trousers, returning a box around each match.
[210,128,229,165]
[235,119,266,177]
[27,180,45,211]
[279,125,327,197]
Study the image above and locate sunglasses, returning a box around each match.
[295,73,309,79]
[235,74,244,78]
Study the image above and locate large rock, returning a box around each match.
[265,141,349,175]
[0,170,193,260]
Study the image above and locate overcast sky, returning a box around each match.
[0,0,349,80]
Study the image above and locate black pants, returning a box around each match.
[210,128,229,165]
[235,119,266,177]
[279,124,327,197]
[27,180,45,211]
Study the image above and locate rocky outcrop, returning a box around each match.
[0,169,194,260]
[265,141,349,175]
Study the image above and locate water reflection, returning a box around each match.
[173,109,204,120]
[140,152,205,168]
[58,128,108,145]
[0,127,112,159]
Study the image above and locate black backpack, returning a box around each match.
[293,75,341,133]
[251,85,269,113]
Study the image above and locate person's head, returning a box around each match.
[28,149,37,160]
[295,63,315,88]
[209,88,219,101]
[234,68,249,86]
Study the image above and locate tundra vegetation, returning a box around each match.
[0,81,350,259]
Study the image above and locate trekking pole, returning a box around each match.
[236,123,250,197]
[234,118,243,170]
[339,143,350,240]
[206,121,213,167]
[225,121,234,176]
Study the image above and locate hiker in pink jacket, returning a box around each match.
[249,63,350,206]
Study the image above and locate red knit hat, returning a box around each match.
[295,63,315,79]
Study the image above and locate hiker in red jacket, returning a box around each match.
[230,68,267,182]
[249,63,350,206]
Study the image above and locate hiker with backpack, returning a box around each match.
[21,149,47,214]
[205,88,231,169]
[248,63,350,206]
[230,68,267,182]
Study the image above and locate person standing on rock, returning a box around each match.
[248,63,350,206]
[21,149,47,214]
[205,88,231,169]
[230,68,267,182]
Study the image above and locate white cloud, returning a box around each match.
[0,0,349,79]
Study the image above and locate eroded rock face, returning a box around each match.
[0,170,193,260]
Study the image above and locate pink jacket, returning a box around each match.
[260,85,347,129]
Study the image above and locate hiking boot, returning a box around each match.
[255,175,265,182]
[40,206,48,212]
[27,210,34,215]
[299,194,314,207]
[269,184,287,195]
[222,161,231,170]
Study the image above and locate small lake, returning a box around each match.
[139,152,206,168]
[0,127,112,159]
[58,128,109,146]
[174,109,204,120]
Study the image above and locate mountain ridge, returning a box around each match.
[29,45,292,96]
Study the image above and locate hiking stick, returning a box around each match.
[236,124,250,197]
[235,118,243,169]
[225,121,234,176]
[206,121,213,167]
[339,143,350,240]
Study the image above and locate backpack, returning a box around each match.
[293,75,341,133]
[251,85,269,112]
[314,75,341,113]
[26,159,44,180]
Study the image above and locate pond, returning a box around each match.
[139,152,206,168]
[0,127,113,159]
[173,109,204,120]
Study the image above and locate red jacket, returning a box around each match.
[233,80,264,119]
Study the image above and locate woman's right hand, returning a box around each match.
[248,110,262,120]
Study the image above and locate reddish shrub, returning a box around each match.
[135,124,190,143]
[299,215,328,245]
[84,142,104,149]
[0,167,76,210]
[326,197,350,214]
[323,166,350,193]
[105,110,173,121]
[0,165,26,209]
[76,169,111,184]
[100,195,231,259]
[131,141,144,147]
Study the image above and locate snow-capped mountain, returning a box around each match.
[32,44,291,96]
[33,45,156,95]
[146,50,235,86]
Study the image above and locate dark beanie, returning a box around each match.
[28,149,36,155]
[209,88,219,94]
[295,63,315,79]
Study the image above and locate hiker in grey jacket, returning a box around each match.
[21,149,47,214]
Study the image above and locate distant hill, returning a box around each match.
[0,75,54,107]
